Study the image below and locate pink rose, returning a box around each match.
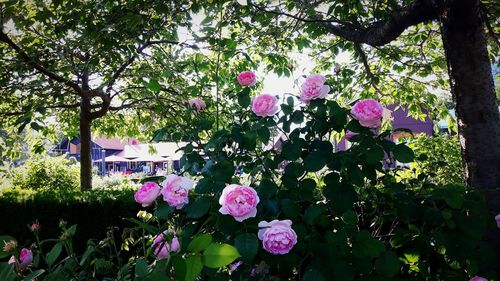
[29,220,40,233]
[161,174,193,209]
[300,74,330,103]
[258,220,297,255]
[9,248,33,271]
[470,276,488,281]
[188,98,206,112]
[219,184,259,222]
[251,94,279,117]
[151,231,180,260]
[237,71,256,86]
[345,130,358,141]
[134,182,161,207]
[495,214,500,229]
[350,99,384,128]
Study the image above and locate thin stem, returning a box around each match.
[215,3,223,130]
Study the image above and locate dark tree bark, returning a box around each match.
[440,0,500,272]
[79,101,93,190]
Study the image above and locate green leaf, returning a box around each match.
[202,243,241,268]
[281,199,300,219]
[303,151,327,172]
[353,231,385,258]
[237,88,251,108]
[304,205,327,225]
[79,247,95,266]
[234,233,258,262]
[147,80,161,92]
[154,204,173,220]
[135,258,149,278]
[303,269,326,281]
[185,255,203,281]
[404,251,420,264]
[0,236,16,258]
[342,210,358,225]
[393,144,415,163]
[22,269,45,281]
[0,263,16,281]
[46,242,63,267]
[323,184,357,214]
[364,146,384,164]
[257,127,270,144]
[290,111,304,124]
[200,16,213,25]
[125,218,159,234]
[185,197,211,219]
[30,122,43,131]
[282,140,302,161]
[188,234,212,253]
[284,162,304,178]
[214,160,235,182]
[145,271,169,281]
[172,256,186,281]
[444,192,464,209]
[66,224,77,237]
[375,251,400,277]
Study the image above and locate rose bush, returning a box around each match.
[0,72,497,281]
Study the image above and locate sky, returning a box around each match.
[179,10,352,104]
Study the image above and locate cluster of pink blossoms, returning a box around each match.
[137,70,500,261]
[217,184,296,255]
[134,174,194,209]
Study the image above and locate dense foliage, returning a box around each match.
[398,134,464,185]
[1,74,496,280]
[11,154,80,190]
[0,187,138,257]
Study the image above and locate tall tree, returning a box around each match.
[0,0,198,189]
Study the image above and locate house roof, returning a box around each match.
[114,142,186,161]
[92,136,139,150]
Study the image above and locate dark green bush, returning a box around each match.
[0,188,139,254]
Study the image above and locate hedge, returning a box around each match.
[0,188,140,254]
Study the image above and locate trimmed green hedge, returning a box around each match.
[0,188,140,254]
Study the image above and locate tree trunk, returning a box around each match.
[440,0,500,273]
[79,96,93,190]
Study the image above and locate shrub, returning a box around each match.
[11,154,80,190]
[0,74,496,281]
[0,187,138,255]
[92,172,140,190]
[398,134,464,185]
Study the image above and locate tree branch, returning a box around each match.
[254,0,442,47]
[104,39,200,94]
[89,89,111,120]
[0,103,80,117]
[0,30,83,95]
[354,43,385,96]
[327,0,442,46]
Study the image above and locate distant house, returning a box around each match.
[51,136,184,175]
